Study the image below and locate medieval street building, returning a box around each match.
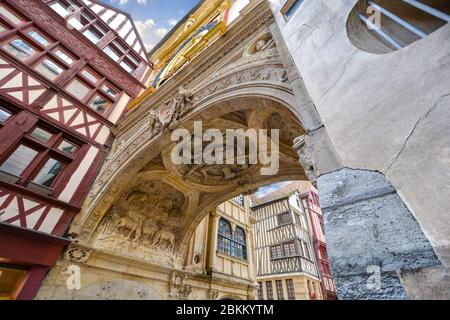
[0,0,449,300]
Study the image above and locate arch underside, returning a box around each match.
[69,25,309,269]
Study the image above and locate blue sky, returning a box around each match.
[102,0,200,51]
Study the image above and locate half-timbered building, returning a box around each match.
[0,0,151,300]
[252,192,321,300]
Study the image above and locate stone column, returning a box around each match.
[206,209,221,273]
[317,168,441,300]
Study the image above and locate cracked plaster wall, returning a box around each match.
[270,0,450,267]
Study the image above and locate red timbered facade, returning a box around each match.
[299,189,337,300]
[0,0,151,300]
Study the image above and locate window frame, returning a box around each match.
[217,218,248,261]
[0,121,82,194]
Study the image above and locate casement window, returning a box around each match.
[102,40,140,75]
[257,282,264,300]
[283,240,297,257]
[0,106,13,126]
[275,280,285,300]
[302,241,311,260]
[2,37,38,61]
[53,48,75,66]
[65,78,91,99]
[0,124,80,194]
[270,244,283,259]
[232,194,244,206]
[277,212,292,225]
[281,0,304,19]
[217,218,247,260]
[0,4,24,25]
[286,279,296,300]
[265,281,274,300]
[33,58,65,80]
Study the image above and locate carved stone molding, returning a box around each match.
[293,134,316,182]
[169,271,192,299]
[65,244,92,264]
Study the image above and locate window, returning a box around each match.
[103,45,120,62]
[217,218,247,260]
[32,158,64,188]
[277,212,292,225]
[281,0,304,19]
[257,282,264,300]
[49,2,71,18]
[0,125,80,190]
[283,241,297,256]
[120,60,134,74]
[53,49,74,65]
[0,144,38,177]
[265,281,274,300]
[0,5,23,25]
[270,244,282,259]
[81,69,99,84]
[65,78,90,99]
[294,213,304,227]
[101,83,118,98]
[83,28,101,44]
[275,280,284,300]
[286,279,296,300]
[89,94,111,114]
[348,0,450,54]
[302,241,311,260]
[0,107,12,124]
[57,140,77,155]
[232,194,244,206]
[30,127,53,143]
[34,59,64,80]
[27,30,50,47]
[0,23,6,33]
[0,265,28,300]
[3,38,37,61]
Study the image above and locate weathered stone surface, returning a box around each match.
[318,168,441,299]
[399,266,450,300]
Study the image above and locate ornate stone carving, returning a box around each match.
[65,245,92,264]
[293,135,316,181]
[169,271,192,299]
[209,290,220,300]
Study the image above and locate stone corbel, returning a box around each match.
[293,134,317,182]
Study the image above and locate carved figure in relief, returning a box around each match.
[141,220,159,242]
[153,229,176,252]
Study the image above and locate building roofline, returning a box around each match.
[148,0,205,56]
[250,195,291,210]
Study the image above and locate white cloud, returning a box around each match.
[167,18,178,27]
[137,0,148,5]
[135,19,156,36]
[156,28,168,37]
[118,0,129,5]
[254,182,292,198]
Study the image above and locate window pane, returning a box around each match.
[34,59,63,80]
[49,2,70,17]
[83,29,101,44]
[32,158,63,187]
[81,69,99,84]
[0,5,23,24]
[0,145,38,176]
[27,31,49,47]
[68,17,84,30]
[103,46,120,62]
[127,54,139,66]
[101,84,117,98]
[58,140,77,155]
[66,79,90,99]
[0,23,7,33]
[31,127,53,143]
[120,60,134,73]
[54,49,74,65]
[89,94,111,114]
[3,38,36,61]
[0,107,12,123]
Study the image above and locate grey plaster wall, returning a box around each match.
[269,1,450,267]
[318,168,441,299]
